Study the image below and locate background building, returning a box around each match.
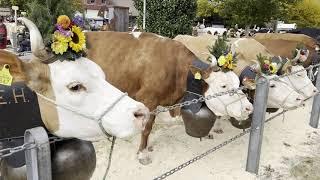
[83,0,137,28]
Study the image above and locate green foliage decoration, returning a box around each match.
[27,0,84,44]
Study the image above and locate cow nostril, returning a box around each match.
[314,89,318,93]
[134,111,146,120]
[296,97,302,101]
[245,107,252,112]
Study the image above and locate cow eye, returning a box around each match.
[221,85,227,88]
[296,74,302,77]
[270,84,276,88]
[67,83,86,92]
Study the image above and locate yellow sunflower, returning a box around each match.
[218,55,227,66]
[69,26,86,52]
[51,41,68,55]
[269,63,277,74]
[57,15,71,29]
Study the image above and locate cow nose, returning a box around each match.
[133,104,150,130]
[313,89,318,93]
[245,105,253,113]
[296,95,304,101]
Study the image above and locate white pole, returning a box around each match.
[143,0,146,30]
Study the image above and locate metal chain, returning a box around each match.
[0,142,36,158]
[151,63,320,116]
[153,109,292,180]
[0,136,66,159]
[150,86,247,115]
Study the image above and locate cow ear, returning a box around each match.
[189,65,203,79]
[286,65,293,74]
[281,60,293,74]
[189,65,215,80]
[242,78,256,90]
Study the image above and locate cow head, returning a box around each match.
[280,60,318,99]
[190,58,253,121]
[12,17,150,141]
[265,75,304,109]
[292,48,310,64]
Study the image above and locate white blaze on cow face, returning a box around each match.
[281,65,318,99]
[204,71,253,120]
[266,75,304,109]
[49,58,149,141]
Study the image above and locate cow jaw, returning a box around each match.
[266,75,303,109]
[45,57,148,141]
[204,71,253,120]
[281,65,318,99]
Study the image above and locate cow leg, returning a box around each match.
[211,117,224,134]
[138,115,156,165]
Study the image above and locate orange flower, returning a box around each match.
[57,15,71,29]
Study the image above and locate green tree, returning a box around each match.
[221,0,277,27]
[0,0,12,7]
[197,0,219,18]
[10,0,32,11]
[27,0,84,43]
[285,0,320,28]
[220,0,292,34]
[133,0,197,38]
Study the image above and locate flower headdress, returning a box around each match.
[208,36,237,72]
[50,15,86,60]
[257,53,277,75]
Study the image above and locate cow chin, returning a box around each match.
[226,102,252,121]
[100,96,149,139]
[300,84,318,99]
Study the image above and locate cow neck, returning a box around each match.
[181,59,209,113]
[239,66,257,84]
[0,82,48,168]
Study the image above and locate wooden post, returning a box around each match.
[310,69,320,128]
[112,6,129,32]
[24,127,52,180]
[246,77,269,174]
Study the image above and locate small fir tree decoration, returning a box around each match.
[208,36,237,72]
[208,36,229,59]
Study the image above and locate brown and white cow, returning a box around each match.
[0,18,150,179]
[85,31,253,164]
[232,38,318,100]
[254,33,318,67]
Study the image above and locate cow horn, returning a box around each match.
[210,54,217,66]
[281,59,292,74]
[292,49,300,62]
[18,17,53,62]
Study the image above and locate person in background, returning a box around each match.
[0,16,7,49]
